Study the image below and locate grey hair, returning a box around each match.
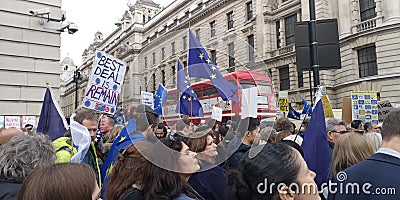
[0,133,56,180]
[326,118,347,132]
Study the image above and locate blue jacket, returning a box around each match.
[329,153,400,200]
[0,179,22,200]
[189,165,227,200]
[226,143,251,170]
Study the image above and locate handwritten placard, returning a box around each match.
[83,51,127,114]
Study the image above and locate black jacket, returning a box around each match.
[0,179,22,200]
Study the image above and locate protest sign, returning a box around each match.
[83,51,127,114]
[141,91,154,109]
[5,116,21,128]
[0,116,4,128]
[378,100,395,122]
[278,91,289,112]
[22,116,36,127]
[351,91,378,124]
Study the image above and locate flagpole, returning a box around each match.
[43,83,52,134]
[294,100,311,142]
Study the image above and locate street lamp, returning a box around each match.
[74,69,82,109]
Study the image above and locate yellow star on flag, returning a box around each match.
[206,58,211,63]
[199,53,204,59]
[211,74,217,79]
[119,136,126,143]
[188,97,192,101]
[211,66,217,71]
[183,95,187,99]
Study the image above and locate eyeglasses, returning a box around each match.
[331,130,349,134]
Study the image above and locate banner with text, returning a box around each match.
[22,116,36,127]
[351,91,378,124]
[278,90,289,112]
[0,116,4,128]
[83,51,127,114]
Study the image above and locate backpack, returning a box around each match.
[52,137,77,163]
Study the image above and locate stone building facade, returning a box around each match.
[61,0,400,116]
[1,0,67,124]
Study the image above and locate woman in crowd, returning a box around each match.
[187,126,226,200]
[331,132,376,177]
[18,163,100,200]
[106,138,203,200]
[227,142,321,200]
[0,133,55,199]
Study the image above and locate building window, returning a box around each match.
[183,36,187,50]
[227,11,234,30]
[195,29,201,41]
[172,66,176,85]
[279,66,290,90]
[144,76,148,91]
[284,14,296,46]
[247,34,254,62]
[152,52,156,65]
[210,50,217,65]
[210,21,216,38]
[171,42,175,55]
[228,43,235,70]
[276,21,281,49]
[358,45,378,78]
[246,1,253,20]
[359,0,376,21]
[161,70,165,86]
[161,48,165,60]
[143,15,146,24]
[144,57,147,68]
[298,71,303,88]
[152,74,156,91]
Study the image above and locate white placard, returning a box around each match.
[0,116,4,128]
[141,91,154,109]
[5,116,21,128]
[83,51,127,114]
[241,87,258,119]
[211,106,223,122]
[22,116,36,127]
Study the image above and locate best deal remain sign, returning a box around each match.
[83,51,127,114]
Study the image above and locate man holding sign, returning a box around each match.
[83,51,127,115]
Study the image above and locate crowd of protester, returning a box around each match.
[0,104,399,200]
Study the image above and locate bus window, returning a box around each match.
[239,79,256,89]
[257,81,273,94]
[229,79,238,86]
[204,85,217,97]
[194,88,202,98]
[166,93,177,104]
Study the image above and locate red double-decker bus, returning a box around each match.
[162,70,277,125]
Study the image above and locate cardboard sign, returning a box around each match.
[378,100,394,122]
[5,116,21,128]
[351,91,378,124]
[278,90,289,112]
[141,91,154,109]
[83,51,127,114]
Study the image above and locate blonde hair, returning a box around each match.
[332,132,376,176]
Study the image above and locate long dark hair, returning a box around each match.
[227,143,301,200]
[106,142,186,200]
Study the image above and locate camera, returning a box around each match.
[29,8,50,16]
[67,23,78,34]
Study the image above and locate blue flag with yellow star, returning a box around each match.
[154,84,168,115]
[100,119,139,197]
[176,59,204,117]
[187,29,239,103]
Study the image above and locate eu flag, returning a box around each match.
[301,98,313,115]
[176,59,204,117]
[101,119,139,197]
[187,29,239,102]
[287,105,301,120]
[37,87,69,141]
[154,84,168,115]
[301,100,330,189]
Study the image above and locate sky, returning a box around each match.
[61,0,174,67]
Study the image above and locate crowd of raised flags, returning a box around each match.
[2,28,398,200]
